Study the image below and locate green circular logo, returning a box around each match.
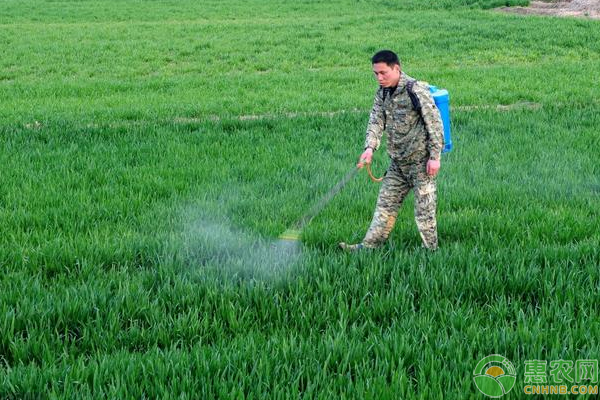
[473,355,517,398]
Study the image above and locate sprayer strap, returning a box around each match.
[406,80,422,113]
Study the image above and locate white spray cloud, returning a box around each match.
[173,205,303,283]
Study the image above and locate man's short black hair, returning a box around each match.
[371,50,401,67]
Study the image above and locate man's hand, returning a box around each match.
[427,159,440,176]
[357,148,373,168]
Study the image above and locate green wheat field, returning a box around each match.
[1,0,599,398]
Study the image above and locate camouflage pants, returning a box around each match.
[363,159,438,250]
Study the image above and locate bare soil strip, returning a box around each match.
[497,0,600,19]
[22,102,544,130]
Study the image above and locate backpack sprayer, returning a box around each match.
[278,84,452,243]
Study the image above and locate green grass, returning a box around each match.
[1,0,600,399]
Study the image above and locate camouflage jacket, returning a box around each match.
[364,72,444,162]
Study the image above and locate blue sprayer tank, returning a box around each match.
[429,86,452,153]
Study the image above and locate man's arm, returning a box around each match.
[363,90,385,151]
[413,82,444,161]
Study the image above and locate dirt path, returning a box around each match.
[497,0,600,19]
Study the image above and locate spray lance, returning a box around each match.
[277,153,382,242]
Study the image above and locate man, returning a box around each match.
[339,50,444,251]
